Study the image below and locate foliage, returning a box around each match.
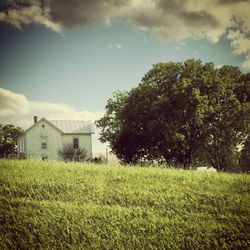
[239,138,250,172]
[90,154,107,164]
[0,160,249,249]
[96,90,129,145]
[17,152,27,160]
[57,142,87,162]
[96,60,250,170]
[0,124,23,157]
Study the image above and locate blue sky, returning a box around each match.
[0,0,249,153]
[0,22,245,110]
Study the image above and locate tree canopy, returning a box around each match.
[0,124,24,157]
[96,59,250,170]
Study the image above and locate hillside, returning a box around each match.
[0,160,249,249]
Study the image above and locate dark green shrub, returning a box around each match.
[90,155,107,164]
[58,143,87,162]
[17,152,26,159]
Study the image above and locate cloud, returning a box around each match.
[0,88,30,117]
[0,3,61,32]
[0,0,250,69]
[0,88,103,129]
[108,43,123,50]
[227,29,250,71]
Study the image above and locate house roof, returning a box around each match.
[49,120,95,134]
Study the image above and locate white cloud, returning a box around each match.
[0,88,30,117]
[0,4,61,32]
[174,46,181,51]
[0,88,103,128]
[116,43,123,50]
[227,29,250,71]
[108,43,123,50]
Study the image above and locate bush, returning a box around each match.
[90,154,107,164]
[17,152,26,160]
[58,143,87,162]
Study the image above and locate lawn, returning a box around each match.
[0,160,249,249]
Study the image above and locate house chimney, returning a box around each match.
[34,116,38,124]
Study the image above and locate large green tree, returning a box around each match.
[0,124,23,157]
[96,60,250,169]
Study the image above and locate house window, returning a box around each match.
[41,142,47,149]
[73,138,79,149]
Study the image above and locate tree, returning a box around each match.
[0,124,24,157]
[58,142,88,162]
[96,59,250,169]
[239,138,250,172]
[199,66,250,170]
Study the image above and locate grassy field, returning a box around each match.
[0,160,249,249]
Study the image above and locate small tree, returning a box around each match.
[0,124,24,157]
[58,143,87,162]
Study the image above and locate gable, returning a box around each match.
[24,118,63,135]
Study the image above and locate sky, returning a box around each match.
[0,0,250,154]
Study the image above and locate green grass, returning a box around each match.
[0,160,249,249]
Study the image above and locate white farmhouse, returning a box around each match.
[17,116,94,160]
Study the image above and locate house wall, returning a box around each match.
[25,120,62,160]
[61,134,92,159]
[17,136,26,154]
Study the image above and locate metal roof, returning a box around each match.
[49,120,94,134]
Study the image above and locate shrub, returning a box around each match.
[90,154,107,164]
[17,152,26,160]
[58,143,87,162]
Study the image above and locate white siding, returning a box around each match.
[17,137,26,154]
[61,134,92,159]
[26,121,61,160]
